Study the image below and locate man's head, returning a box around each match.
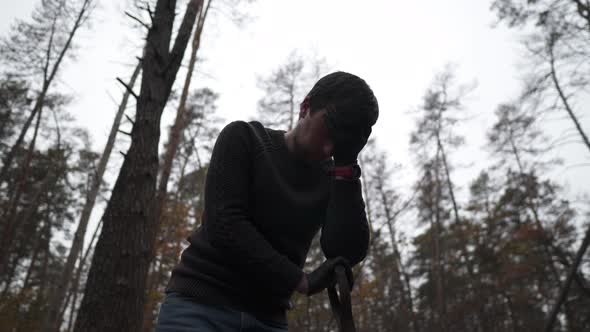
[288,71,379,163]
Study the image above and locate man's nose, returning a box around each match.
[323,141,334,158]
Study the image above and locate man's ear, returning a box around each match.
[299,96,310,119]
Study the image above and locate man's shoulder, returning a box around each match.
[221,120,250,133]
[221,120,266,134]
[221,120,277,142]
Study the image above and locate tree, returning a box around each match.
[491,2,590,329]
[256,51,330,131]
[0,103,94,331]
[344,140,420,332]
[492,170,583,331]
[0,0,94,284]
[0,77,29,157]
[73,1,203,330]
[0,92,72,285]
[42,61,142,332]
[408,66,475,331]
[0,0,94,186]
[487,101,590,330]
[0,147,72,331]
[465,171,543,331]
[369,151,418,332]
[150,1,212,303]
[410,159,452,331]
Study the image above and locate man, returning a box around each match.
[156,71,379,331]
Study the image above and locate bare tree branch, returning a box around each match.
[125,11,150,30]
[116,77,139,100]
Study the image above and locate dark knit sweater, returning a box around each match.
[165,120,369,324]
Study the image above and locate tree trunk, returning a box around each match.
[545,222,590,332]
[65,248,84,332]
[140,1,211,327]
[153,0,211,238]
[436,137,460,224]
[73,1,202,330]
[42,60,142,332]
[140,3,211,326]
[142,259,158,332]
[65,218,102,331]
[433,150,448,332]
[378,183,419,332]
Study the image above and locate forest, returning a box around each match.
[0,0,589,331]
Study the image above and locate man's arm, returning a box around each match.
[320,178,370,266]
[204,121,303,298]
[294,178,369,296]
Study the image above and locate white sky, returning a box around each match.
[2,0,589,242]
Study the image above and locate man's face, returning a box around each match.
[294,108,334,162]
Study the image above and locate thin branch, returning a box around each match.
[116,77,139,100]
[43,14,58,85]
[124,114,135,125]
[117,129,132,137]
[146,3,155,24]
[125,11,150,30]
[563,162,590,170]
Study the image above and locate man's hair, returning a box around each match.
[306,71,379,129]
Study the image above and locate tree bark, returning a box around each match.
[43,61,142,332]
[545,222,590,332]
[153,0,211,251]
[73,1,202,331]
[64,249,84,332]
[141,2,211,328]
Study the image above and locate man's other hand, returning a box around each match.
[297,257,353,296]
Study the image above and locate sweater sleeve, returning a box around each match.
[203,121,303,298]
[320,179,370,266]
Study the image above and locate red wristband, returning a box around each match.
[326,164,361,179]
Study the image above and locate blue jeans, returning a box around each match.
[155,292,289,332]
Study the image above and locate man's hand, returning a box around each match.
[296,257,353,296]
[323,108,371,166]
[332,134,367,166]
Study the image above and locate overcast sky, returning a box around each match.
[2,1,589,236]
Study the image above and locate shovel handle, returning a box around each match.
[328,265,356,332]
